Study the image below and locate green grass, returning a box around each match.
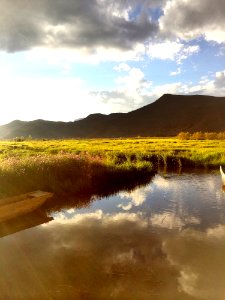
[0,137,224,198]
[1,138,225,166]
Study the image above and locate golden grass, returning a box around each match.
[0,137,224,198]
[1,138,225,166]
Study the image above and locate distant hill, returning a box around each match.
[1,94,225,139]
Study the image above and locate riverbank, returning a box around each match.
[0,138,224,198]
[0,153,154,199]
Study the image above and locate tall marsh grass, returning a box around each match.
[0,137,225,198]
[0,153,153,198]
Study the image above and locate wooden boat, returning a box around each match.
[0,191,53,222]
[220,166,225,185]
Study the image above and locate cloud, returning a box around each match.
[147,41,200,63]
[170,67,181,76]
[113,63,131,72]
[90,90,132,114]
[144,82,188,102]
[117,202,133,211]
[53,209,147,227]
[120,189,147,206]
[1,208,181,299]
[91,67,225,116]
[216,46,225,57]
[0,75,111,125]
[91,66,152,112]
[160,0,225,43]
[214,70,225,88]
[164,227,225,299]
[142,69,225,105]
[187,70,225,96]
[118,185,151,211]
[92,80,195,112]
[26,44,146,65]
[54,209,104,225]
[116,67,150,98]
[0,0,158,54]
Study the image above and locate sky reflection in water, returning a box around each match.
[0,171,225,299]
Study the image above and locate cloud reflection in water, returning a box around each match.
[0,171,225,299]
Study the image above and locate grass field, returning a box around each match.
[1,138,225,166]
[0,138,224,198]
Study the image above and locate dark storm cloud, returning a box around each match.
[0,0,159,52]
[160,0,225,43]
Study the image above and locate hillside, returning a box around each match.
[1,94,225,139]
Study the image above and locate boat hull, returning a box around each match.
[0,191,53,222]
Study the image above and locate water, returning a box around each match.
[0,170,225,299]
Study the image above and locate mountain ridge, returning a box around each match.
[1,94,225,139]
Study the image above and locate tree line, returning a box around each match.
[177,131,225,140]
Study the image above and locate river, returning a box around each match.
[0,169,225,299]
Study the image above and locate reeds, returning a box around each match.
[1,137,225,198]
[0,153,154,198]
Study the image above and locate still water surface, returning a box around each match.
[0,170,225,299]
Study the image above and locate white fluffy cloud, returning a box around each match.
[91,64,152,112]
[170,67,181,76]
[113,63,131,72]
[26,43,146,65]
[160,0,225,43]
[144,69,225,103]
[53,209,147,227]
[147,41,200,63]
[91,68,225,115]
[118,185,151,211]
[215,70,225,88]
[189,70,225,96]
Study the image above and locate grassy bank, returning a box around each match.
[0,153,153,199]
[0,138,224,198]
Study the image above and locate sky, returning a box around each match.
[0,0,225,125]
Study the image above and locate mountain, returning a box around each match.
[1,94,225,139]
